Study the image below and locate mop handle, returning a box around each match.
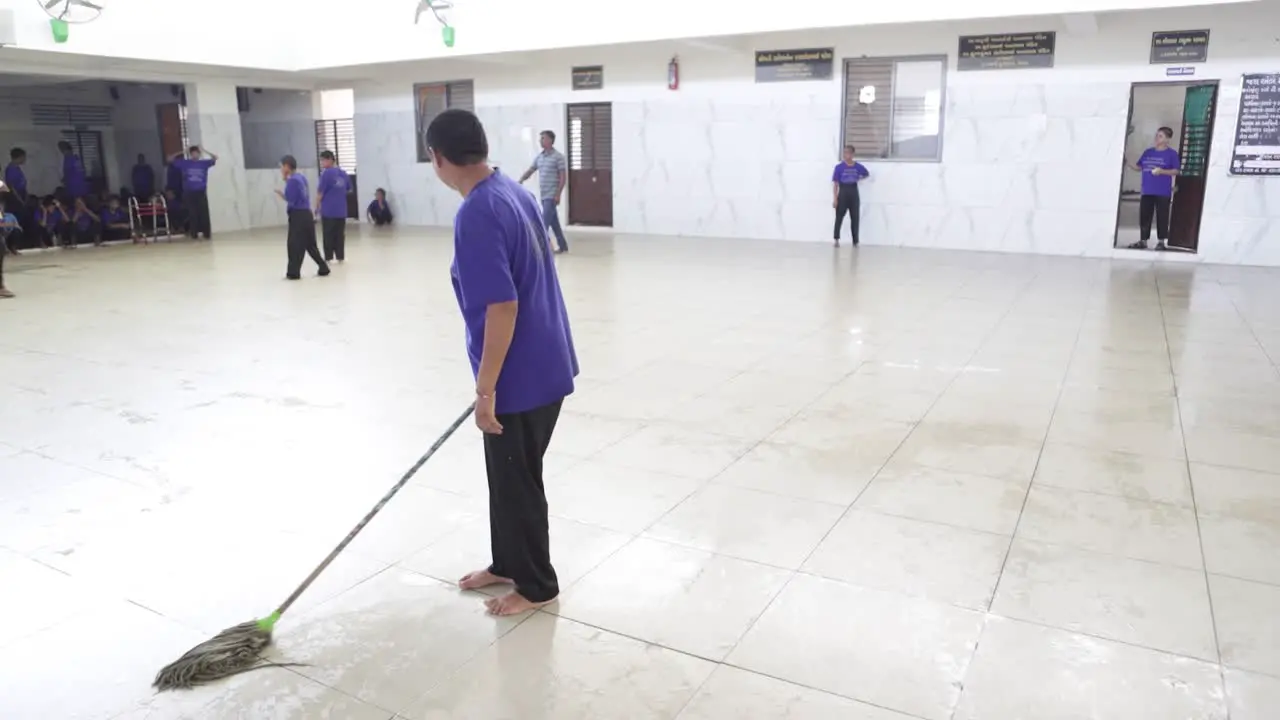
[270,403,476,620]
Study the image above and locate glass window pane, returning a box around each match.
[890,60,944,160]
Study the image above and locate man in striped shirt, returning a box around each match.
[519,130,568,254]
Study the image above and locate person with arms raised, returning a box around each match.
[168,145,218,239]
[426,108,579,616]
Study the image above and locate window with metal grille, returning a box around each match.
[31,104,112,127]
[315,118,358,172]
[567,104,612,171]
[414,80,476,162]
[59,129,108,191]
[842,56,946,161]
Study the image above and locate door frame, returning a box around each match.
[565,101,614,227]
[1111,79,1220,253]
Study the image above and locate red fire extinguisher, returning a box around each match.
[668,56,680,90]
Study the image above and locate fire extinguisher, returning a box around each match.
[668,56,680,90]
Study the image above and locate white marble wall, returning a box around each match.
[185,81,251,233]
[244,167,317,228]
[239,89,317,170]
[351,4,1280,266]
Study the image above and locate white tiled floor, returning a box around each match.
[2,227,1279,719]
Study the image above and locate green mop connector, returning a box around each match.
[442,25,455,48]
[256,611,281,633]
[50,18,70,43]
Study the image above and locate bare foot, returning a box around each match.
[458,569,513,591]
[484,590,557,616]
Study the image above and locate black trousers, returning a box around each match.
[835,185,861,243]
[286,209,329,278]
[484,399,563,603]
[321,217,346,261]
[187,189,211,238]
[1139,194,1171,242]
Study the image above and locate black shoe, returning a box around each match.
[852,239,860,246]
[318,267,331,277]
[285,274,301,280]
[1127,241,1149,250]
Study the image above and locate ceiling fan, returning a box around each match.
[40,0,104,24]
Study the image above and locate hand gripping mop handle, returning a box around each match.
[259,403,476,630]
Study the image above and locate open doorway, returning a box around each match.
[1113,81,1218,253]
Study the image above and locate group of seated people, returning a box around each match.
[1,188,179,254]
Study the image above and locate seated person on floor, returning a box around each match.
[100,195,134,243]
[36,196,67,248]
[366,187,393,226]
[71,197,100,248]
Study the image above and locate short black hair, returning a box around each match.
[844,145,856,153]
[57,141,72,152]
[375,187,386,195]
[425,109,488,166]
[1157,126,1174,139]
[320,150,335,161]
[280,154,298,170]
[10,147,24,159]
[188,145,200,153]
[540,130,556,143]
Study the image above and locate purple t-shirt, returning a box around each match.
[450,170,578,415]
[173,158,216,192]
[284,173,310,211]
[4,163,26,197]
[63,153,88,197]
[1138,147,1179,197]
[317,167,350,219]
[832,161,870,185]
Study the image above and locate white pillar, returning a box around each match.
[184,81,251,233]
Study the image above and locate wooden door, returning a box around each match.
[157,103,185,158]
[1168,83,1217,253]
[566,103,613,226]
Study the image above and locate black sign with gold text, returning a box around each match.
[958,32,1056,71]
[755,48,835,83]
[1150,30,1210,64]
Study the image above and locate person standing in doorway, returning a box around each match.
[275,155,330,280]
[425,109,579,616]
[58,141,90,202]
[518,130,568,254]
[169,145,218,239]
[131,154,156,201]
[315,150,350,262]
[832,145,870,247]
[1128,127,1180,250]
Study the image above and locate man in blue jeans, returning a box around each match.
[518,130,568,254]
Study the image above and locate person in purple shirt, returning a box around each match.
[315,150,350,262]
[100,195,134,243]
[69,198,99,248]
[425,108,579,617]
[1127,127,1181,250]
[58,141,90,200]
[131,154,155,201]
[35,196,65,249]
[168,145,218,240]
[274,155,330,280]
[2,149,26,254]
[832,144,870,247]
[366,188,393,226]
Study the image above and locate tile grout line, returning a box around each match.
[1156,270,1231,718]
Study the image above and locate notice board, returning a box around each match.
[1230,73,1280,176]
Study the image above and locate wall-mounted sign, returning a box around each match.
[1150,30,1210,64]
[1230,73,1280,176]
[958,32,1056,71]
[755,48,834,83]
[1166,66,1196,77]
[571,66,604,91]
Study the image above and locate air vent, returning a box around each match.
[30,103,113,127]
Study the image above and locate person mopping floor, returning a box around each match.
[426,108,579,616]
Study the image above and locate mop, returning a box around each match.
[153,403,476,691]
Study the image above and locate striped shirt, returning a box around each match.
[529,149,566,200]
